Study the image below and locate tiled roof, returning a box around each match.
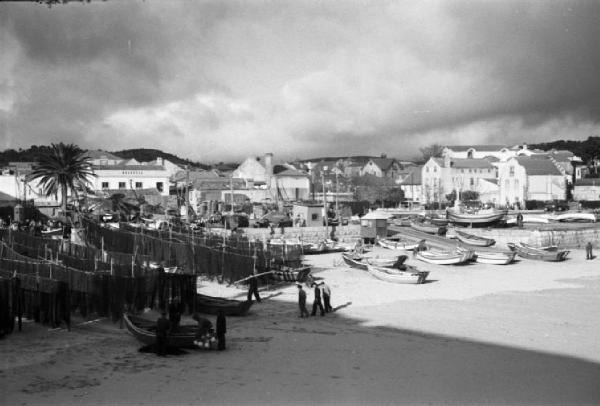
[444,145,507,152]
[92,164,165,171]
[397,166,422,184]
[451,158,494,169]
[369,158,397,171]
[515,157,562,176]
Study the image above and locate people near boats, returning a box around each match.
[354,238,365,254]
[216,310,227,351]
[297,284,309,318]
[193,314,216,349]
[517,212,524,229]
[168,298,182,333]
[247,277,261,303]
[413,239,427,257]
[311,283,325,317]
[156,311,170,356]
[586,241,593,260]
[320,281,333,313]
[392,255,408,271]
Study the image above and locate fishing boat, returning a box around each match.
[341,252,368,270]
[550,212,596,223]
[377,238,420,250]
[506,215,549,225]
[519,242,558,251]
[472,250,516,265]
[195,293,253,316]
[366,264,429,284]
[123,313,201,348]
[366,257,398,267]
[446,208,508,226]
[410,221,447,235]
[303,240,348,255]
[507,243,569,261]
[269,265,312,282]
[455,230,496,247]
[416,250,471,265]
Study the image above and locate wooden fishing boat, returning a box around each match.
[519,242,558,252]
[366,264,429,284]
[364,257,398,267]
[506,215,549,225]
[416,250,471,265]
[455,230,496,247]
[507,243,569,261]
[303,240,348,255]
[446,208,508,226]
[377,238,420,250]
[550,212,596,223]
[341,252,368,270]
[410,221,447,235]
[196,293,253,316]
[472,250,516,265]
[269,265,312,282]
[123,313,200,348]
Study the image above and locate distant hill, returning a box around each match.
[529,136,600,164]
[112,148,210,169]
[0,145,55,166]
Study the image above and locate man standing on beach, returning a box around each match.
[156,311,170,356]
[216,310,226,351]
[320,282,333,313]
[247,277,261,303]
[311,283,325,316]
[586,241,593,260]
[297,284,309,318]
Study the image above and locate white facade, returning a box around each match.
[360,160,384,177]
[0,173,61,204]
[498,157,566,204]
[91,166,170,196]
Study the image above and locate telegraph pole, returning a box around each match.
[322,173,328,239]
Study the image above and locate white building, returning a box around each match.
[91,162,170,196]
[498,156,566,204]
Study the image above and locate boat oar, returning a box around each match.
[232,270,275,285]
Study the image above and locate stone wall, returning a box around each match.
[209,225,362,244]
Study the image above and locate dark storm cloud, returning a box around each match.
[2,1,600,161]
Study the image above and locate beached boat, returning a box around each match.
[446,208,508,226]
[377,238,420,251]
[507,243,569,261]
[472,250,517,265]
[455,230,496,247]
[550,212,596,223]
[506,215,549,225]
[410,221,447,235]
[366,264,428,284]
[195,293,253,316]
[366,257,398,267]
[416,250,471,265]
[269,265,312,282]
[123,313,201,348]
[341,252,368,271]
[303,240,348,255]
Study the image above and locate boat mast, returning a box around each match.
[322,173,328,240]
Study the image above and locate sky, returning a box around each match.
[1,0,600,163]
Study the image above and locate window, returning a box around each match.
[311,213,318,221]
[101,182,109,189]
[135,182,143,189]
[433,166,437,172]
[461,169,464,173]
[509,166,515,177]
[118,182,126,189]
[426,167,429,173]
[470,178,474,187]
[156,182,163,192]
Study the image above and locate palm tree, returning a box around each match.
[28,143,95,215]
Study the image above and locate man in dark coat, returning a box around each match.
[247,277,261,303]
[311,283,325,316]
[156,311,170,356]
[320,282,333,313]
[297,284,309,318]
[586,241,593,260]
[216,310,226,351]
[168,299,182,333]
[517,212,524,229]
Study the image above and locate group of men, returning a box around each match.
[297,281,333,318]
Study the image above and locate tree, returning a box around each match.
[28,143,95,215]
[420,143,444,161]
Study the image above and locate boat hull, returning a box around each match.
[269,266,312,282]
[416,251,470,265]
[410,222,447,235]
[123,313,199,348]
[507,243,569,261]
[195,294,253,316]
[455,230,496,247]
[366,265,428,284]
[341,253,368,270]
[447,209,507,226]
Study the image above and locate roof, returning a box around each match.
[444,145,507,152]
[515,157,562,176]
[430,157,445,166]
[86,150,122,161]
[191,178,246,190]
[451,158,494,169]
[483,155,500,162]
[274,167,309,177]
[92,164,165,171]
[397,166,422,185]
[368,158,398,171]
[361,210,393,220]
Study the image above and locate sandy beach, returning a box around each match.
[2,247,600,406]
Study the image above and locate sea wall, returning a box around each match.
[458,227,600,249]
[209,225,362,244]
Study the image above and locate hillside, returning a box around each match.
[112,148,210,169]
[529,136,600,164]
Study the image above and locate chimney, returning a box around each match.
[157,157,164,166]
[264,153,273,190]
[381,153,387,159]
[443,152,451,168]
